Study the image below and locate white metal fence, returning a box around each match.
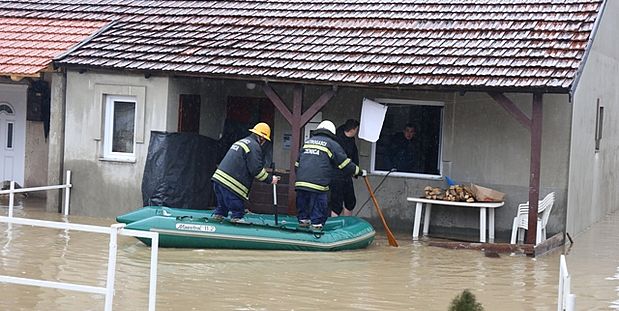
[0,217,159,311]
[0,170,159,310]
[557,254,576,311]
[0,170,72,217]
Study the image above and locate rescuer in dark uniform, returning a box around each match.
[295,120,365,230]
[211,122,279,223]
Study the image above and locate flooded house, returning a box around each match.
[1,0,617,244]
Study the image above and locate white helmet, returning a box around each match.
[317,120,336,135]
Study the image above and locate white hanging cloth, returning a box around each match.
[358,98,388,143]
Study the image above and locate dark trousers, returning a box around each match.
[296,190,328,225]
[213,182,245,218]
[329,177,356,215]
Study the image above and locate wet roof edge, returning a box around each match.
[52,63,572,95]
[569,0,607,97]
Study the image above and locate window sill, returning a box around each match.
[370,171,442,180]
[99,156,137,164]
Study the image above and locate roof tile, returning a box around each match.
[0,16,107,75]
[0,0,603,90]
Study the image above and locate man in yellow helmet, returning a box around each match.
[211,122,280,223]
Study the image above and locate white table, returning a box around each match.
[407,197,504,243]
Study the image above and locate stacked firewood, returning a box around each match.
[423,185,476,203]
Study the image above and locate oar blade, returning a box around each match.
[363,176,399,247]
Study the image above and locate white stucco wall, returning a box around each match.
[64,71,169,217]
[567,0,619,236]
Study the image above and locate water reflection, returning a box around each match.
[0,199,618,310]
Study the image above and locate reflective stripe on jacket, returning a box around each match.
[295,129,360,193]
[212,134,272,200]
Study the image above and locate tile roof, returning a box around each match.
[0,17,107,75]
[0,0,604,91]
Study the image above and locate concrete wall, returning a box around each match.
[63,70,169,217]
[567,0,619,236]
[24,73,52,194]
[24,121,48,190]
[47,72,65,212]
[167,77,227,139]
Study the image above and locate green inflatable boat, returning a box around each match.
[116,206,375,251]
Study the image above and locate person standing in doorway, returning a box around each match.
[211,122,279,223]
[295,120,365,230]
[330,119,360,217]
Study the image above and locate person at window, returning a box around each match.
[211,122,280,223]
[330,119,360,217]
[295,120,365,230]
[387,123,422,172]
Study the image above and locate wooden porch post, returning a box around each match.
[526,93,543,244]
[489,92,543,244]
[262,83,336,214]
[288,85,303,214]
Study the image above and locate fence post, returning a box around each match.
[104,223,122,311]
[148,233,159,311]
[557,257,564,311]
[8,181,15,218]
[63,170,72,216]
[566,294,575,311]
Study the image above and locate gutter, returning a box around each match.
[53,20,118,65]
[569,0,608,97]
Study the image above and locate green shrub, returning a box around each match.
[448,289,484,311]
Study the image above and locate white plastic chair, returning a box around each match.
[510,192,555,245]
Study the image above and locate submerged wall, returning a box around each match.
[310,88,571,240]
[567,0,619,237]
[63,70,169,217]
[62,70,573,241]
[190,81,572,240]
[24,121,49,191]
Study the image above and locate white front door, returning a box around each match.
[0,84,27,185]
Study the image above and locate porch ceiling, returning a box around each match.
[0,0,603,91]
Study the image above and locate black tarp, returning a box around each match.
[142,131,220,209]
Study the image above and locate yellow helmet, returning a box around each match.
[249,122,271,141]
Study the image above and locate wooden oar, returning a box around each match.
[363,175,399,247]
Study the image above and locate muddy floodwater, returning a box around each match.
[1,198,618,310]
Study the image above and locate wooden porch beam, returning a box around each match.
[300,89,336,125]
[526,93,543,245]
[262,84,293,124]
[262,83,337,215]
[488,92,532,130]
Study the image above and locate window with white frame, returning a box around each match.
[371,99,443,177]
[103,95,137,160]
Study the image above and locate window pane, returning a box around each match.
[112,101,135,153]
[7,122,13,148]
[0,104,13,115]
[375,105,442,175]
